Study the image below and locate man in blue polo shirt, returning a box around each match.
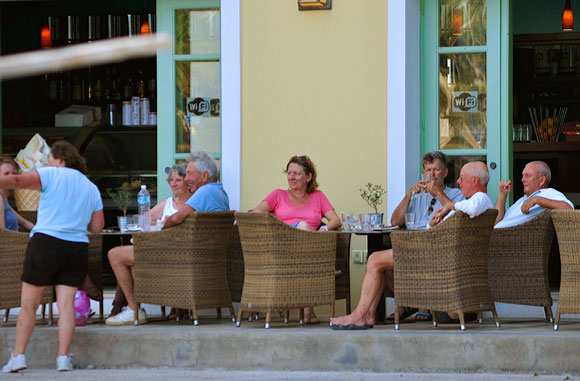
[106,151,229,326]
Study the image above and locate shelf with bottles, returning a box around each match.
[2,57,157,130]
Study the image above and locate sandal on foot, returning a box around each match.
[415,311,432,322]
[386,307,418,322]
[304,314,320,325]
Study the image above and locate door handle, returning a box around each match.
[489,162,497,170]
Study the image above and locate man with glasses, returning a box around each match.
[389,151,465,321]
[105,151,229,326]
[494,161,572,228]
[330,161,493,330]
[391,151,465,230]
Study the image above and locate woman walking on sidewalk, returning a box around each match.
[2,141,104,373]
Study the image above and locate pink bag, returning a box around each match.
[73,291,91,326]
[57,290,91,327]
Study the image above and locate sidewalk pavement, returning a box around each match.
[0,368,576,380]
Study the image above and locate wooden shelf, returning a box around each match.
[513,141,580,152]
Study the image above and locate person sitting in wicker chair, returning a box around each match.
[389,151,465,321]
[105,152,229,326]
[252,155,341,324]
[0,157,34,232]
[494,161,572,228]
[108,163,192,318]
[330,161,493,330]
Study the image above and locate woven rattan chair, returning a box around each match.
[132,211,236,326]
[234,212,336,329]
[86,234,104,319]
[550,210,580,331]
[390,210,500,331]
[0,229,54,324]
[335,233,352,314]
[488,210,554,322]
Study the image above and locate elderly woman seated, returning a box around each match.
[252,155,340,324]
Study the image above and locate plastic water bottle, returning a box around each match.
[137,185,150,216]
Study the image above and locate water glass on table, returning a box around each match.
[405,212,416,230]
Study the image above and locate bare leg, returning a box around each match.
[55,285,77,356]
[108,245,136,310]
[330,249,394,327]
[13,283,44,355]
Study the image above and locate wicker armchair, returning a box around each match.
[132,211,236,326]
[488,210,554,322]
[550,210,580,331]
[234,212,336,329]
[335,233,352,314]
[0,229,54,324]
[390,210,499,331]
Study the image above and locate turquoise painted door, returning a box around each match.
[157,0,221,200]
[422,0,511,203]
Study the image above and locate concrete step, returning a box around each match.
[1,315,580,374]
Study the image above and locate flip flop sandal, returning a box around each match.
[331,323,372,330]
[386,307,418,322]
[414,311,432,322]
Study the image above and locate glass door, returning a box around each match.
[422,0,510,203]
[157,0,221,200]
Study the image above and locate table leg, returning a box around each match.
[367,234,392,324]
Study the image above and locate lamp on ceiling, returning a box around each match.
[298,0,332,11]
[563,0,574,31]
[451,6,464,36]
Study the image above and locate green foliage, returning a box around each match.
[106,188,133,216]
[359,183,386,214]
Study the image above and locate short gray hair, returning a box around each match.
[165,163,187,182]
[471,162,490,186]
[186,151,218,182]
[527,161,551,184]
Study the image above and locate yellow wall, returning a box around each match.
[240,0,388,314]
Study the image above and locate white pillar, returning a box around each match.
[387,0,421,223]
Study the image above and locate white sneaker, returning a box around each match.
[105,306,147,326]
[56,355,73,372]
[2,354,26,373]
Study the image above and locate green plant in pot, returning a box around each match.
[359,183,386,227]
[107,188,133,232]
[107,188,133,216]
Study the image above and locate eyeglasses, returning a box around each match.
[428,198,436,214]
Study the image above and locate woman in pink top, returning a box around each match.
[253,155,340,323]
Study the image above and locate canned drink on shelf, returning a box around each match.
[122,101,132,125]
[148,111,157,125]
[139,98,150,125]
[131,96,140,125]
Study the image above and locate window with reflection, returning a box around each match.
[174,9,221,156]
[439,53,487,150]
[439,0,487,47]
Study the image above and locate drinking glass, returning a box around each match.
[405,212,416,230]
[359,214,372,231]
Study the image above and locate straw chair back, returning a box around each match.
[390,209,498,328]
[551,210,580,330]
[234,212,336,327]
[133,211,236,323]
[488,210,553,320]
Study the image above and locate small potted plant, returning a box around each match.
[359,183,386,227]
[107,188,133,231]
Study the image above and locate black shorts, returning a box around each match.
[21,233,88,288]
